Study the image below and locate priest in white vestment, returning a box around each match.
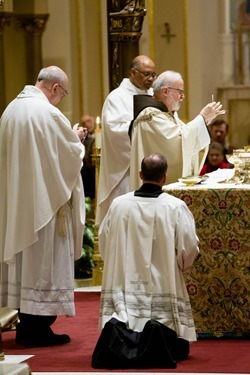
[0,66,86,347]
[129,70,226,189]
[98,154,199,361]
[95,55,156,226]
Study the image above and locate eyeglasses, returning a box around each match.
[167,87,184,95]
[135,68,157,80]
[58,84,68,96]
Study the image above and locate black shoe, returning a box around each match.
[16,331,71,347]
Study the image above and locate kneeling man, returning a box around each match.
[93,153,199,368]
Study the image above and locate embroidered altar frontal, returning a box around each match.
[165,185,250,338]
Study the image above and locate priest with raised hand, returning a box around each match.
[129,70,226,189]
[92,153,199,369]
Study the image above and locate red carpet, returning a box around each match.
[2,292,250,373]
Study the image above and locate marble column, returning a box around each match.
[0,12,11,114]
[217,0,235,86]
[16,14,49,83]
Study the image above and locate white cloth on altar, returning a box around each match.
[95,78,153,226]
[98,191,199,342]
[130,109,210,189]
[0,85,85,315]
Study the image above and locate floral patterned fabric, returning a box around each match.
[164,186,250,338]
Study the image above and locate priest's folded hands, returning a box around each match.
[73,124,88,143]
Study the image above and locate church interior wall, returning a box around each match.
[42,0,107,124]
[186,0,220,119]
[4,14,26,100]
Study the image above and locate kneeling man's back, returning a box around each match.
[94,153,199,368]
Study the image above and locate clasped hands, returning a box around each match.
[73,124,88,143]
[200,101,226,126]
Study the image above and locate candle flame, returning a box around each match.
[95,116,100,129]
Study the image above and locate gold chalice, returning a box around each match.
[226,151,245,184]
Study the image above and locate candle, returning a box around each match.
[95,116,101,149]
[95,129,101,149]
[95,116,100,129]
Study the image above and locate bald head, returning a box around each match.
[140,153,168,185]
[130,55,156,91]
[36,66,69,106]
[131,55,155,70]
[37,66,67,84]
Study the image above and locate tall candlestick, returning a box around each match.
[92,115,103,285]
[95,116,101,149]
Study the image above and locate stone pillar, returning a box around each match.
[0,12,11,114]
[107,0,146,89]
[217,0,235,86]
[16,14,49,83]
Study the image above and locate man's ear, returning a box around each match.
[52,83,58,95]
[139,170,143,180]
[131,68,136,78]
[162,174,167,185]
[163,87,169,96]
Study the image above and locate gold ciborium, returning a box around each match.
[226,149,245,184]
[238,152,250,184]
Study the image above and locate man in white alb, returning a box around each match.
[95,154,199,367]
[0,66,86,347]
[95,55,156,226]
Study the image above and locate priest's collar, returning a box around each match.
[133,95,168,119]
[128,94,168,140]
[134,183,163,197]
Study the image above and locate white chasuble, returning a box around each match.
[0,85,85,315]
[130,108,210,190]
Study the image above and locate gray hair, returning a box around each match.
[37,66,65,84]
[153,70,182,93]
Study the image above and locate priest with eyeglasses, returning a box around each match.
[129,70,226,189]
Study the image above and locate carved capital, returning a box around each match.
[16,14,49,34]
[109,12,144,42]
[0,12,11,34]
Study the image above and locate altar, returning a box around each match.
[164,177,250,338]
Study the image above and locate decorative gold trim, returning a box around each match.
[92,146,103,286]
[0,12,11,33]
[76,0,83,116]
[109,5,146,89]
[16,14,49,33]
[183,0,189,121]
[148,0,154,60]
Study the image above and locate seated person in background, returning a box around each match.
[200,141,229,175]
[92,153,199,369]
[208,119,234,160]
